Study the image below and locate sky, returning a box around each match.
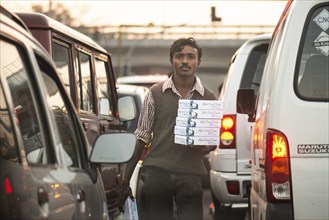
[1,1,287,27]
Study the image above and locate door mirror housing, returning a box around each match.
[90,133,136,164]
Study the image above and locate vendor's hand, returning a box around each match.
[118,180,132,212]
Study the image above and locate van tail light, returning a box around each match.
[219,115,236,149]
[265,129,292,203]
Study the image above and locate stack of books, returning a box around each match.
[174,100,223,146]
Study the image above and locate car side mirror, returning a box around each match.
[118,96,136,122]
[236,89,256,122]
[90,133,136,164]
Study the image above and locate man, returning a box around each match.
[119,37,216,220]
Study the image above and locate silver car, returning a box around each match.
[0,6,136,220]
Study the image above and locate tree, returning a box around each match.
[31,1,100,43]
[32,1,76,27]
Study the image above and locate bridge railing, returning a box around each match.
[77,24,275,40]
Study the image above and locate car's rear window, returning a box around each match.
[295,4,329,101]
[240,43,269,95]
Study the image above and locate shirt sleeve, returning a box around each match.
[134,90,155,144]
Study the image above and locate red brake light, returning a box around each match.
[226,180,240,195]
[219,115,236,149]
[5,177,12,194]
[266,129,291,202]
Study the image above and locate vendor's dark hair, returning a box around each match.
[170,37,202,61]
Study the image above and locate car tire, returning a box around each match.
[211,190,231,220]
[211,190,248,220]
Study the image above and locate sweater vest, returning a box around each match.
[142,82,216,175]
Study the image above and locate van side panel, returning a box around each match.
[251,1,329,220]
[16,12,125,217]
[268,3,328,219]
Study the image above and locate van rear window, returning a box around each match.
[240,43,269,95]
[295,5,329,101]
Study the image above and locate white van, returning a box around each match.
[237,1,328,219]
[209,34,270,219]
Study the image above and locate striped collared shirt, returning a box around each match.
[134,75,205,144]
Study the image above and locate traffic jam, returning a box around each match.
[0,1,328,220]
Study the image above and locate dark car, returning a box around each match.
[16,11,137,216]
[0,6,136,220]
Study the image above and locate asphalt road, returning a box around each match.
[114,187,246,220]
[203,188,248,220]
[203,188,214,220]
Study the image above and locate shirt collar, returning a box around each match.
[162,74,205,97]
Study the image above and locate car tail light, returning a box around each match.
[266,129,292,202]
[5,177,12,194]
[226,180,240,195]
[219,115,236,149]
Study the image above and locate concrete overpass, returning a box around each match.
[86,24,274,94]
[98,38,246,94]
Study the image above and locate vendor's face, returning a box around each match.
[171,45,200,77]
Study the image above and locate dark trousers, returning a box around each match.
[139,166,203,220]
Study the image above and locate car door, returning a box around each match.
[236,42,269,174]
[75,48,101,146]
[37,52,109,220]
[0,37,76,219]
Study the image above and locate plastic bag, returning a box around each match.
[122,196,139,220]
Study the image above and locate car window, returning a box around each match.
[0,83,18,162]
[36,54,81,168]
[240,43,269,95]
[52,40,72,97]
[76,49,94,113]
[0,39,46,164]
[296,5,329,101]
[95,57,113,117]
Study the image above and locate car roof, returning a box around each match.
[0,5,29,31]
[16,12,108,54]
[116,74,168,87]
[117,83,149,95]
